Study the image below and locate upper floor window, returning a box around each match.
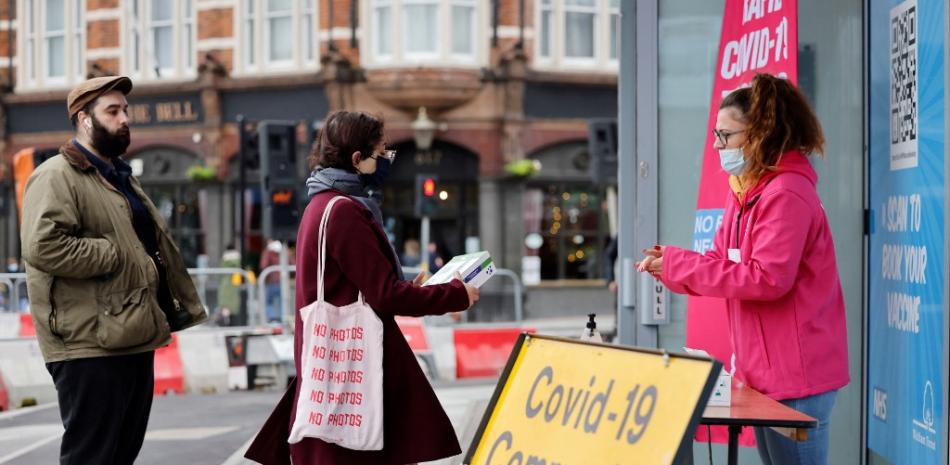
[126,0,195,80]
[240,0,318,74]
[18,0,85,90]
[369,0,481,66]
[536,0,619,71]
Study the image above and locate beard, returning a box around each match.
[90,116,131,159]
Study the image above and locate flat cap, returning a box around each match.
[66,76,133,120]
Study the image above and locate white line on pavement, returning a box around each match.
[145,426,239,441]
[219,434,257,465]
[0,402,58,421]
[0,431,61,464]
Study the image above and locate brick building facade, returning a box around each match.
[0,0,619,317]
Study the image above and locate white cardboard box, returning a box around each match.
[683,347,732,407]
[708,371,732,407]
[422,251,495,288]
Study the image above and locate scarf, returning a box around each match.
[306,167,405,280]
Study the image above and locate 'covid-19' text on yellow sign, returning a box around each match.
[465,334,720,465]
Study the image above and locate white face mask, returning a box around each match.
[718,147,747,176]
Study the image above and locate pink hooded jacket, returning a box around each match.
[661,151,849,400]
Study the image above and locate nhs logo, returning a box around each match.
[872,387,887,422]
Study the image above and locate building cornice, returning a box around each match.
[2,72,333,105]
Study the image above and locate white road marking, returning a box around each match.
[145,426,239,441]
[219,434,258,465]
[0,424,63,464]
[0,403,58,421]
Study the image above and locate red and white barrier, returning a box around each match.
[0,371,9,411]
[453,327,535,379]
[17,314,34,337]
[154,335,185,395]
[0,338,55,408]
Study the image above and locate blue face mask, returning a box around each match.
[718,147,747,176]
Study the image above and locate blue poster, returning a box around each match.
[868,0,945,463]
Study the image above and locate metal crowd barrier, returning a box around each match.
[402,266,525,322]
[3,263,525,325]
[251,265,524,324]
[0,273,27,313]
[257,265,297,327]
[490,268,524,322]
[185,267,260,326]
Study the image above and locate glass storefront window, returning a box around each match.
[529,184,604,280]
[143,185,206,268]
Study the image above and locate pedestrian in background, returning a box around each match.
[400,238,421,268]
[215,244,242,326]
[246,110,479,465]
[20,76,207,465]
[259,238,295,323]
[637,73,849,465]
[426,241,444,272]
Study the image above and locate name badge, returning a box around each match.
[728,248,741,263]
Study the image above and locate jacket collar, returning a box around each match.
[62,139,133,180]
[735,150,815,206]
[60,140,96,172]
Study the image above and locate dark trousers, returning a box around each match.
[46,351,155,465]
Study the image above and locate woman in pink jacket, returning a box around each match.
[637,73,849,465]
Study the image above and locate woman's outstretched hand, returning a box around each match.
[636,245,666,278]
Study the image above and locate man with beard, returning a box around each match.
[19,76,208,465]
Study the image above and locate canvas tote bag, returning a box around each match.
[288,196,385,450]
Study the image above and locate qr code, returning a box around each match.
[889,0,918,170]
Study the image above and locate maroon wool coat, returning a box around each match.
[245,191,470,465]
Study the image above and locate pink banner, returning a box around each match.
[688,0,798,446]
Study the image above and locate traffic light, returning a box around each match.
[239,120,260,171]
[588,118,618,184]
[259,121,300,242]
[415,174,439,217]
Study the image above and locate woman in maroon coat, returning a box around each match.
[246,111,479,465]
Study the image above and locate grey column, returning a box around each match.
[617,0,659,348]
[479,179,505,267]
[203,185,232,267]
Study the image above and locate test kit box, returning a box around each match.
[683,347,732,407]
[708,371,732,407]
[423,251,495,288]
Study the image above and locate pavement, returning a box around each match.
[0,379,497,465]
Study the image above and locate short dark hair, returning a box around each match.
[308,111,384,171]
[70,99,99,128]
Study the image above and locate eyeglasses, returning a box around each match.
[711,128,745,146]
[371,149,397,163]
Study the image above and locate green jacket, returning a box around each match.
[20,142,207,363]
